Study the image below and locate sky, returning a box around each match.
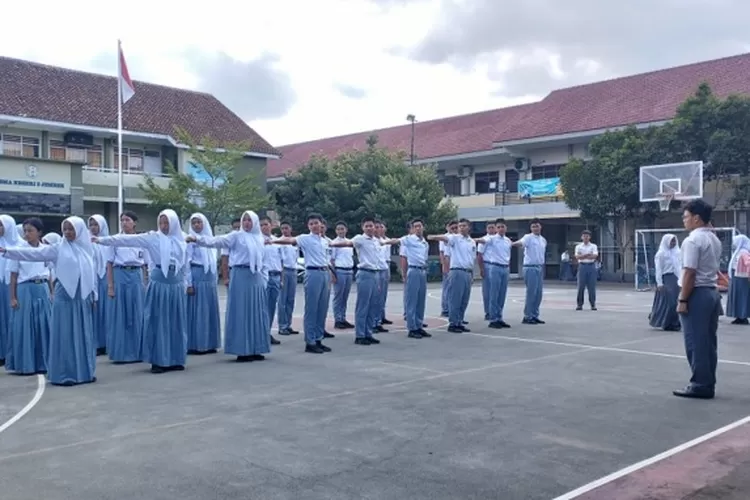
[2,0,750,148]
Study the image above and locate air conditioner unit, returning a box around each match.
[514,158,529,172]
[457,165,474,178]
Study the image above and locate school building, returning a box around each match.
[0,56,279,232]
[267,53,750,280]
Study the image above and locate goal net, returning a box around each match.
[634,227,739,291]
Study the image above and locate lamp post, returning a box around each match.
[406,114,416,165]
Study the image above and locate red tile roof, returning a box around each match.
[0,56,279,156]
[270,52,750,178]
[498,52,750,143]
[268,103,538,178]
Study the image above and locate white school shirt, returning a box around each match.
[262,235,284,273]
[444,234,477,270]
[194,231,268,283]
[185,243,215,287]
[295,233,330,268]
[108,233,147,267]
[98,232,189,287]
[574,242,598,264]
[6,242,51,283]
[520,233,547,266]
[654,250,680,287]
[331,237,355,268]
[399,234,429,268]
[279,244,298,270]
[378,237,392,270]
[681,228,722,288]
[439,232,451,258]
[351,234,382,270]
[479,234,512,265]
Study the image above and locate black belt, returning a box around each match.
[485,261,509,267]
[358,268,377,273]
[523,264,543,267]
[283,267,297,271]
[335,267,354,271]
[190,263,204,268]
[579,262,596,265]
[268,271,282,276]
[233,265,250,269]
[115,265,141,270]
[23,279,48,284]
[450,268,472,272]
[306,266,328,271]
[408,265,426,270]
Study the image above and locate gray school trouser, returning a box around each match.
[487,263,510,322]
[333,269,353,323]
[448,268,472,326]
[266,272,282,330]
[355,269,379,339]
[404,266,427,332]
[303,268,330,345]
[523,265,543,320]
[576,262,597,307]
[482,265,490,318]
[277,268,297,331]
[441,272,452,316]
[680,286,722,390]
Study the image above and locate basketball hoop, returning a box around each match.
[657,191,682,212]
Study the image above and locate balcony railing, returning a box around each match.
[82,165,170,178]
[447,191,564,209]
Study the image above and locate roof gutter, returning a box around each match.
[492,120,670,148]
[0,114,280,158]
[412,148,510,165]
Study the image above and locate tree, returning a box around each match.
[559,126,662,279]
[139,128,269,228]
[272,135,457,235]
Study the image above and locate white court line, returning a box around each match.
[0,374,46,435]
[551,414,750,499]
[463,332,750,368]
[378,361,446,374]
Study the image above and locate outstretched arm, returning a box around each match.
[271,236,298,246]
[0,244,58,262]
[329,240,353,248]
[95,232,154,249]
[186,232,235,249]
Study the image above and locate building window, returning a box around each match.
[50,140,103,168]
[442,175,461,196]
[531,164,563,179]
[113,147,162,172]
[474,171,500,194]
[0,134,40,158]
[504,168,519,193]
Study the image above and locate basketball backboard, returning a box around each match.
[639,161,703,202]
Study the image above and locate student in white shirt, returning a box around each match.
[260,216,284,345]
[185,212,221,355]
[428,218,477,333]
[574,229,599,311]
[331,221,355,329]
[439,220,458,317]
[477,221,497,320]
[329,217,384,345]
[648,233,682,331]
[374,220,393,330]
[512,218,547,324]
[220,218,241,287]
[276,221,300,336]
[475,218,512,328]
[726,234,750,325]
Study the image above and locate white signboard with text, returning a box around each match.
[0,160,71,195]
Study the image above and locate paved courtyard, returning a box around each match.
[1,281,750,499]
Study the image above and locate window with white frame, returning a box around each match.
[113,147,161,172]
[474,171,500,194]
[0,134,40,158]
[50,140,103,168]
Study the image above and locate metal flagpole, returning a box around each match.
[117,39,124,218]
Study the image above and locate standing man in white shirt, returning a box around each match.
[372,220,391,333]
[276,221,300,336]
[477,221,497,320]
[429,218,477,333]
[439,220,459,318]
[674,199,723,399]
[574,229,599,311]
[512,218,547,325]
[320,221,335,340]
[385,218,431,339]
[260,216,283,345]
[475,218,512,328]
[331,221,355,330]
[329,217,383,346]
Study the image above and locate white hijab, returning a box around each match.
[88,214,110,278]
[239,210,264,273]
[157,209,187,273]
[730,235,750,273]
[15,223,25,241]
[189,212,217,274]
[56,216,96,300]
[42,233,62,245]
[656,233,681,272]
[0,215,19,283]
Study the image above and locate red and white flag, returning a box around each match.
[118,42,135,104]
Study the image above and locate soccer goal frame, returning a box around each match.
[634,226,739,291]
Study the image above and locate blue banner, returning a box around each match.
[518,177,562,198]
